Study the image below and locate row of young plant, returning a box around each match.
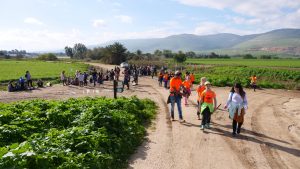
[0,97,157,169]
[189,66,300,90]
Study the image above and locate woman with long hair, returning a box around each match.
[224,83,248,136]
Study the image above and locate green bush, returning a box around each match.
[0,97,157,169]
[37,53,58,61]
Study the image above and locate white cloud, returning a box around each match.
[177,0,300,29]
[177,0,299,14]
[93,19,106,28]
[24,17,44,26]
[0,26,176,51]
[115,15,133,23]
[0,28,87,51]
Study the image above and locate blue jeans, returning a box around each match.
[170,95,183,119]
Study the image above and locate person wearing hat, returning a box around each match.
[199,81,217,129]
[169,70,184,122]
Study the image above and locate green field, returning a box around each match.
[188,66,300,90]
[0,60,88,82]
[186,58,300,68]
[164,58,300,89]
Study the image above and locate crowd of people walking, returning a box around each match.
[157,68,254,137]
[7,63,255,137]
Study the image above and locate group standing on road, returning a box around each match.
[157,67,254,137]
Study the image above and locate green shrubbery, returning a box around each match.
[192,66,300,89]
[0,97,157,169]
[37,53,58,61]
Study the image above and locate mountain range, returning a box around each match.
[99,28,300,56]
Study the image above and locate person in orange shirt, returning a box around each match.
[182,77,192,105]
[250,75,257,92]
[169,71,184,122]
[158,72,163,86]
[163,71,169,89]
[196,77,207,120]
[199,81,217,129]
[190,72,195,88]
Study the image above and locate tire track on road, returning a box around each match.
[188,96,257,169]
[251,96,289,169]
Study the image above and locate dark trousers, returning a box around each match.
[164,80,168,88]
[232,120,243,133]
[251,83,257,91]
[27,80,33,87]
[197,101,200,115]
[201,107,211,125]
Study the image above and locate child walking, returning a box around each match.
[196,77,206,120]
[199,81,217,130]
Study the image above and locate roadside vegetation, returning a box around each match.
[188,66,300,90]
[166,56,300,90]
[0,97,157,169]
[186,58,300,68]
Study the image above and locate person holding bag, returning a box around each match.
[224,83,248,136]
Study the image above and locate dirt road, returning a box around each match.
[0,63,299,169]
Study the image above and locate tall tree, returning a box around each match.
[103,42,127,64]
[86,47,105,60]
[162,49,174,58]
[154,49,162,56]
[136,49,142,56]
[186,51,196,58]
[173,51,187,63]
[73,43,87,59]
[65,46,74,58]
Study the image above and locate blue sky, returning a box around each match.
[0,0,300,51]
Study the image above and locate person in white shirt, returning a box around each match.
[224,83,248,136]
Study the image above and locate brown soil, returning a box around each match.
[0,63,299,169]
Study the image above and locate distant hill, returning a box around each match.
[233,29,300,55]
[99,28,300,56]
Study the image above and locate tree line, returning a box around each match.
[0,49,27,59]
[64,43,189,64]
